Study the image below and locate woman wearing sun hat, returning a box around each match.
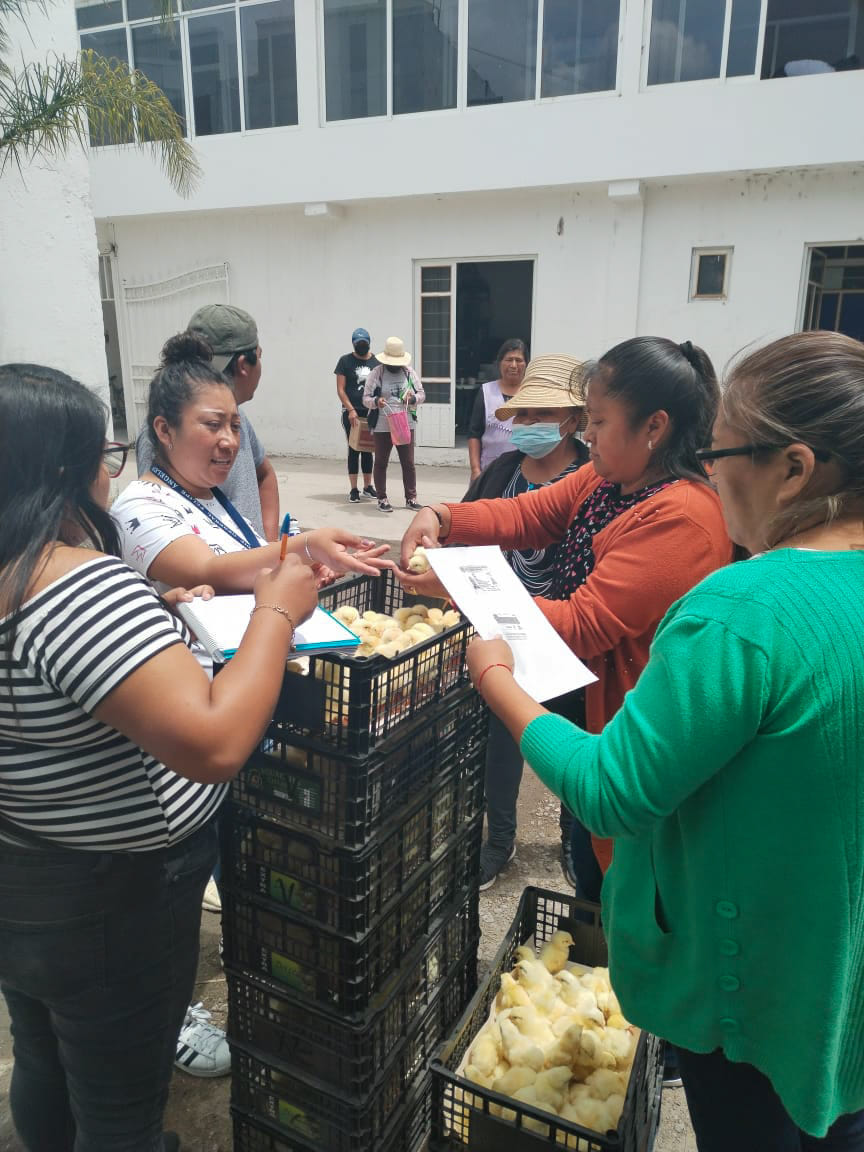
[463,354,590,889]
[363,336,426,513]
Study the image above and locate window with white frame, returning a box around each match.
[647,0,762,85]
[762,0,863,79]
[75,0,297,140]
[690,248,732,300]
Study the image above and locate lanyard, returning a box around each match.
[150,466,261,551]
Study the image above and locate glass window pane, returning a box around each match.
[421,296,451,378]
[131,21,186,130]
[393,0,458,115]
[128,0,174,17]
[824,265,844,291]
[76,0,124,30]
[81,29,133,145]
[182,0,228,10]
[241,0,297,128]
[468,0,538,106]
[422,267,451,292]
[819,292,839,329]
[648,0,723,85]
[189,11,240,135]
[843,265,864,289]
[763,0,861,78]
[726,0,760,76]
[695,253,726,296]
[838,294,864,343]
[541,0,619,97]
[323,0,386,121]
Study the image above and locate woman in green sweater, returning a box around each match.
[466,330,864,1150]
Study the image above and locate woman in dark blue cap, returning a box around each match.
[335,327,379,502]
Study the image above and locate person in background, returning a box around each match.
[462,354,590,890]
[467,338,529,482]
[465,330,864,1152]
[335,326,378,503]
[0,363,318,1152]
[136,303,280,541]
[363,336,425,513]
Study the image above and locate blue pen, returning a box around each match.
[279,513,292,561]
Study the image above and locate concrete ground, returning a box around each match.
[0,454,695,1151]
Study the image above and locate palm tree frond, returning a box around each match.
[0,49,200,196]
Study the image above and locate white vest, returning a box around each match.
[480,379,515,470]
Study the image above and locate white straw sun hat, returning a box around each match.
[376,336,412,366]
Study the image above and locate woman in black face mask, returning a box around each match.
[335,327,378,503]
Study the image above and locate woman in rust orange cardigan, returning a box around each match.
[399,336,732,876]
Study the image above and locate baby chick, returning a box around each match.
[492,1065,536,1096]
[534,1066,573,1113]
[506,1005,556,1049]
[499,1017,545,1072]
[538,930,574,975]
[496,971,531,1011]
[584,1068,628,1101]
[468,1020,502,1079]
[407,547,430,574]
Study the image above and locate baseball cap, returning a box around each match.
[188,304,259,373]
[352,327,371,345]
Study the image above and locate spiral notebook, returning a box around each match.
[176,594,359,662]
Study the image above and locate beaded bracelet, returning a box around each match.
[474,663,511,692]
[250,604,296,636]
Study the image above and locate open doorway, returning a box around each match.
[416,257,534,447]
[99,252,128,440]
[802,245,864,342]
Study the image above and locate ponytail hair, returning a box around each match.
[589,336,718,484]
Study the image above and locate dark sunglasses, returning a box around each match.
[102,442,130,478]
[696,443,830,473]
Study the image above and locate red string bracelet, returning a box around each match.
[474,663,511,692]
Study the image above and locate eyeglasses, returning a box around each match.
[102,442,130,478]
[696,443,830,473]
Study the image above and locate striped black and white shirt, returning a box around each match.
[0,555,228,852]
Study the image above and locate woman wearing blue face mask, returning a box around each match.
[463,355,589,888]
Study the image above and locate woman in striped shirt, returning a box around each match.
[0,364,318,1152]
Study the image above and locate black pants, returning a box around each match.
[0,821,216,1151]
[678,1047,864,1152]
[341,410,373,477]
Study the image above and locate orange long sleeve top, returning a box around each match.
[445,465,733,870]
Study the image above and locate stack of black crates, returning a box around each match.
[221,570,486,1152]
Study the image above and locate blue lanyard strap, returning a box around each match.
[150,466,261,551]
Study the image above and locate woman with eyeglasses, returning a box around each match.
[0,363,320,1152]
[467,338,529,482]
[112,333,388,592]
[465,331,864,1150]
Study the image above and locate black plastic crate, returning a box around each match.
[231,1069,433,1152]
[430,887,664,1152]
[224,881,479,1015]
[222,772,483,933]
[271,570,473,756]
[232,686,486,848]
[226,929,477,1092]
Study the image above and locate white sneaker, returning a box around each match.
[202,877,221,913]
[175,1002,230,1078]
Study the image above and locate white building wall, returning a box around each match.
[0,4,107,411]
[107,167,863,461]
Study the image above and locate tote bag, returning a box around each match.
[348,418,375,453]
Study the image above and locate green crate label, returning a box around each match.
[248,761,322,815]
[276,1100,318,1141]
[268,868,315,914]
[270,950,311,995]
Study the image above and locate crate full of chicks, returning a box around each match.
[271,569,473,757]
[430,887,663,1152]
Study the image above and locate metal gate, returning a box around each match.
[118,263,230,438]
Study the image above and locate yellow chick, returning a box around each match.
[514,957,557,996]
[465,1063,494,1089]
[584,1068,628,1101]
[333,605,360,625]
[491,1066,536,1096]
[606,1012,629,1030]
[555,971,606,1026]
[603,1026,636,1068]
[499,1017,545,1072]
[442,609,461,627]
[534,1066,573,1113]
[538,931,574,975]
[514,944,535,963]
[407,547,430,574]
[545,1022,583,1069]
[496,971,531,1011]
[506,1005,556,1049]
[603,1093,626,1129]
[468,1021,502,1078]
[578,1029,617,1070]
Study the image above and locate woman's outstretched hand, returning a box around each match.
[305,527,393,577]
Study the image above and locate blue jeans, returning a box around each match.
[678,1046,864,1152]
[0,820,217,1152]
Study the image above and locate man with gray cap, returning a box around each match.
[136,303,279,540]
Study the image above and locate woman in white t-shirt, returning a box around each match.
[113,333,389,590]
[0,362,319,1152]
